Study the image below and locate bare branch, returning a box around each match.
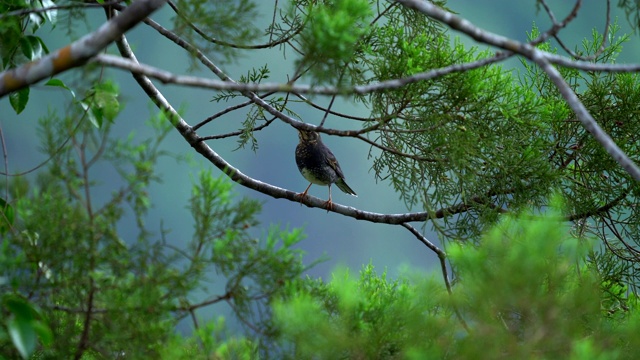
[547,0,612,60]
[90,52,514,96]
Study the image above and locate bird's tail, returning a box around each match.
[335,179,357,196]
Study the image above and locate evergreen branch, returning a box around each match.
[602,215,640,262]
[166,0,303,50]
[395,0,640,183]
[294,92,372,121]
[566,188,630,222]
[535,58,640,182]
[199,119,276,141]
[194,71,306,132]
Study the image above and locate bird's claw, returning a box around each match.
[295,192,308,205]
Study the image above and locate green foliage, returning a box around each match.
[0,198,14,235]
[448,204,602,358]
[158,318,258,359]
[363,11,640,259]
[1,0,54,113]
[297,0,372,84]
[273,209,640,359]
[617,0,640,32]
[519,23,640,272]
[82,80,120,128]
[8,87,29,114]
[171,0,261,66]
[0,294,52,359]
[368,6,559,238]
[0,106,314,358]
[274,265,453,359]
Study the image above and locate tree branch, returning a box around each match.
[394,0,640,183]
[400,223,469,332]
[0,0,167,97]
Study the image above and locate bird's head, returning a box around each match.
[298,129,321,143]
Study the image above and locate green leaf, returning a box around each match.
[32,321,53,346]
[9,87,29,114]
[4,298,34,322]
[26,36,43,59]
[83,81,120,127]
[45,78,75,98]
[7,317,36,359]
[36,36,50,55]
[90,106,105,128]
[37,0,57,25]
[0,197,15,234]
[5,297,37,359]
[18,36,43,60]
[18,37,33,60]
[80,100,101,128]
[27,12,45,33]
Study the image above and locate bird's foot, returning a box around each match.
[322,199,333,212]
[296,184,313,206]
[295,191,309,205]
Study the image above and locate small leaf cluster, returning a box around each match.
[171,0,261,66]
[296,0,372,84]
[1,0,54,114]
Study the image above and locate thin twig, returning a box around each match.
[401,223,470,333]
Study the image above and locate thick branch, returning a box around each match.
[0,0,167,97]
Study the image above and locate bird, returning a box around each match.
[295,129,357,210]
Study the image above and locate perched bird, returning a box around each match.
[295,129,357,210]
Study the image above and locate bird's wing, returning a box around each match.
[325,147,346,178]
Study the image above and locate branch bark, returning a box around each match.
[0,0,167,97]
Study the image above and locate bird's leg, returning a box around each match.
[296,183,313,205]
[322,184,333,211]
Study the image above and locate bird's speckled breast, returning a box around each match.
[300,167,331,185]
